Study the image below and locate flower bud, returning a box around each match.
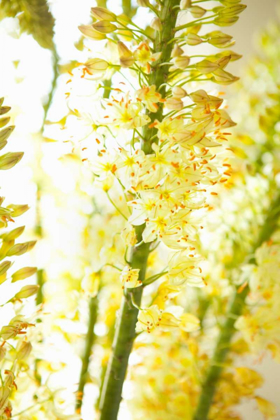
[213,15,239,26]
[7,241,36,256]
[172,87,187,98]
[216,4,247,17]
[78,25,107,40]
[0,325,18,340]
[91,7,116,22]
[185,33,203,46]
[137,0,151,6]
[0,346,6,361]
[151,17,162,31]
[85,58,109,75]
[0,261,12,276]
[180,0,192,10]
[0,152,23,170]
[120,56,135,68]
[189,6,206,18]
[12,267,37,282]
[171,44,184,57]
[189,89,209,103]
[14,284,39,299]
[206,30,233,48]
[17,341,32,360]
[212,68,239,84]
[165,97,184,110]
[2,226,25,241]
[0,126,14,142]
[92,21,117,34]
[7,204,29,217]
[174,55,190,69]
[195,59,219,74]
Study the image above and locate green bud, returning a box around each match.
[91,7,116,22]
[78,25,107,40]
[17,341,32,360]
[195,59,219,74]
[0,152,23,170]
[212,68,239,84]
[214,4,246,17]
[7,204,29,217]
[0,325,18,340]
[205,30,234,48]
[0,139,7,150]
[189,6,206,18]
[151,17,162,31]
[92,21,117,34]
[174,55,191,69]
[213,15,239,26]
[14,284,39,299]
[0,106,11,116]
[85,58,109,75]
[180,0,192,10]
[0,346,6,361]
[0,117,10,128]
[0,261,12,276]
[12,267,37,282]
[7,240,36,257]
[0,126,15,142]
[137,0,151,7]
[2,226,25,241]
[185,33,203,46]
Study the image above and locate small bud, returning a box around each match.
[189,89,209,103]
[7,241,36,257]
[0,117,10,128]
[78,25,107,40]
[151,17,162,31]
[0,325,18,340]
[217,50,242,61]
[171,45,184,58]
[212,68,239,84]
[215,4,247,17]
[7,204,29,217]
[213,15,239,26]
[206,30,233,48]
[0,106,11,116]
[172,87,187,98]
[165,97,184,110]
[12,267,37,282]
[2,226,25,241]
[185,33,203,46]
[174,55,190,69]
[85,58,109,75]
[0,139,7,150]
[0,346,6,361]
[120,56,135,68]
[14,284,39,299]
[118,42,135,68]
[189,6,206,18]
[17,341,32,360]
[0,261,12,276]
[137,0,151,7]
[0,126,15,142]
[180,0,192,10]
[195,59,219,74]
[92,21,117,34]
[91,7,116,22]
[0,152,23,170]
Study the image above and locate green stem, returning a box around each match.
[99,3,180,419]
[193,191,280,420]
[76,295,99,413]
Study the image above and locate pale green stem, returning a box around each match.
[99,2,180,419]
[193,191,280,420]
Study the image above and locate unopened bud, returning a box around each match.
[12,267,37,282]
[172,87,187,98]
[91,7,116,21]
[120,56,135,68]
[137,0,150,6]
[0,326,18,340]
[0,152,23,170]
[7,240,36,257]
[14,284,39,299]
[171,45,184,57]
[0,346,6,361]
[189,6,206,18]
[85,58,109,75]
[195,59,219,74]
[0,126,14,142]
[174,55,190,69]
[17,341,32,360]
[189,89,209,103]
[206,30,233,48]
[212,68,239,84]
[7,204,29,217]
[78,25,107,40]
[2,226,25,241]
[0,261,12,276]
[151,17,162,31]
[180,0,192,10]
[215,4,247,17]
[92,21,117,34]
[185,33,203,46]
[165,97,184,110]
[0,117,10,128]
[213,15,239,26]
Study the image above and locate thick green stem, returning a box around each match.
[193,191,280,420]
[99,3,180,418]
[76,296,99,412]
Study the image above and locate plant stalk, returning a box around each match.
[99,3,180,418]
[193,191,280,420]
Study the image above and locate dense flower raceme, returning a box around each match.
[54,0,247,335]
[0,100,38,419]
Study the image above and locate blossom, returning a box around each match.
[120,266,142,288]
[136,85,163,113]
[104,94,150,129]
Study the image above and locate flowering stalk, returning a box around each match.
[193,191,280,420]
[99,3,180,418]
